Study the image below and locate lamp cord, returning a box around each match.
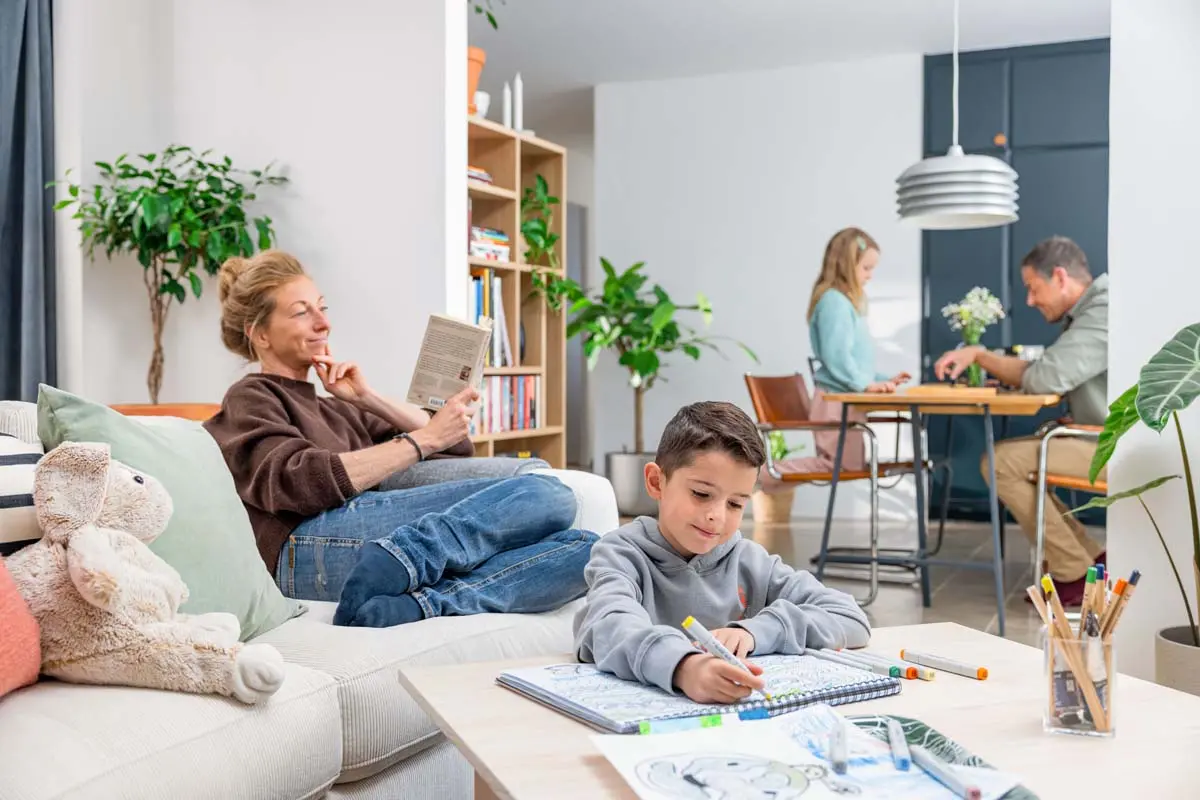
[952,0,960,148]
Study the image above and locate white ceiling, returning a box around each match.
[469,0,1111,136]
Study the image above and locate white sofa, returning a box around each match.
[0,403,619,800]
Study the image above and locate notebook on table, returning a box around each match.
[495,654,902,734]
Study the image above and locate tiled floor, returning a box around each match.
[743,517,1107,647]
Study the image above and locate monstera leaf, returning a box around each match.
[1136,323,1200,431]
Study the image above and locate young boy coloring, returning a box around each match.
[573,401,870,704]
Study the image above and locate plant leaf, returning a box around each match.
[1135,322,1200,431]
[187,271,203,298]
[1066,474,1180,515]
[1089,384,1140,483]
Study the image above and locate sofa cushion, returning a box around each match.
[0,557,40,698]
[0,433,41,555]
[254,598,583,782]
[36,384,300,640]
[0,401,40,446]
[0,663,342,800]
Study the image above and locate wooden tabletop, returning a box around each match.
[398,622,1200,800]
[822,388,1062,416]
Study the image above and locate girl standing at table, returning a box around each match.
[760,227,910,487]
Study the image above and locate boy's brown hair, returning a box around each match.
[655,401,766,477]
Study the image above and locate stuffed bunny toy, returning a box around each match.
[5,441,285,704]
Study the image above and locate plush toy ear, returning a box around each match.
[34,442,112,539]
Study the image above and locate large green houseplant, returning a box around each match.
[1071,322,1200,694]
[529,250,757,513]
[54,145,287,403]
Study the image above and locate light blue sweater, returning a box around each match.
[809,289,888,393]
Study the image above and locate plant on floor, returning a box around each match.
[52,145,287,404]
[767,431,804,464]
[1069,322,1200,646]
[941,287,1005,387]
[530,258,758,453]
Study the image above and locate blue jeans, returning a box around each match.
[275,474,597,618]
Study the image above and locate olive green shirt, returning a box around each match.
[1020,273,1109,425]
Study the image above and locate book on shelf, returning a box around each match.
[467,164,494,184]
[405,314,493,411]
[468,269,514,368]
[469,226,510,262]
[471,374,544,437]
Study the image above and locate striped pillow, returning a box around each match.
[0,434,41,556]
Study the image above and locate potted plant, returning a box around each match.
[1070,322,1200,695]
[467,2,501,114]
[529,253,757,515]
[751,432,805,525]
[941,287,1006,387]
[53,144,287,403]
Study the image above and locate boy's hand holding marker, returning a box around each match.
[676,616,768,704]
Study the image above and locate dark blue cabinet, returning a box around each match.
[926,59,1010,154]
[921,39,1109,521]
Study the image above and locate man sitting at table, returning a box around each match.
[934,236,1108,606]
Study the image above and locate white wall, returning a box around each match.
[1107,0,1200,679]
[593,55,923,519]
[53,0,465,404]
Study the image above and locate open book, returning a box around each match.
[496,655,902,735]
[405,314,494,411]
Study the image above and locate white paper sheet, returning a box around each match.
[593,705,1023,800]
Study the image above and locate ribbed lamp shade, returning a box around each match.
[896,145,1018,230]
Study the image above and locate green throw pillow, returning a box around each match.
[36,384,301,640]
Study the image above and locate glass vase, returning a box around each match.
[962,332,984,387]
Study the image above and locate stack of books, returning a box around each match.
[469,227,510,262]
[467,164,494,184]
[468,268,513,368]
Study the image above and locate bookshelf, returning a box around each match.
[467,115,567,468]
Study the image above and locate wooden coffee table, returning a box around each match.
[398,622,1199,799]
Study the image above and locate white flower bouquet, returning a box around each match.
[941,287,1005,344]
[941,287,1005,386]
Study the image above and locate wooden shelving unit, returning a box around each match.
[467,116,567,468]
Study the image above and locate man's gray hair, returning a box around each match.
[1021,236,1091,281]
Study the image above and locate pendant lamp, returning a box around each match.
[896,0,1018,229]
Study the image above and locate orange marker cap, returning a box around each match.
[976,667,989,680]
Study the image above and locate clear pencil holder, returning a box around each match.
[1040,625,1116,737]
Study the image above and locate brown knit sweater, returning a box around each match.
[203,373,471,572]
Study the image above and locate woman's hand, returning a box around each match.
[312,347,372,404]
[888,371,913,386]
[865,380,897,393]
[411,386,479,454]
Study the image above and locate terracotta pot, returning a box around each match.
[467,46,487,115]
[751,489,795,525]
[1155,625,1200,696]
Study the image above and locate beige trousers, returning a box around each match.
[983,436,1106,582]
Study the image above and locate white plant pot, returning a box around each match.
[605,452,657,517]
[1155,625,1200,697]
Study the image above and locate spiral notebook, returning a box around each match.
[496,654,902,734]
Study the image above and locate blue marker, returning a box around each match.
[886,718,911,771]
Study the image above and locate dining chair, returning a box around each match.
[743,372,917,606]
[1028,423,1107,579]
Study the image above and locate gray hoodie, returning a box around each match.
[573,516,871,695]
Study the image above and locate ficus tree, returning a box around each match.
[53,144,287,403]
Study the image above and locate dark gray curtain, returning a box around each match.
[0,0,56,401]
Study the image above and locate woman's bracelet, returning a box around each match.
[392,431,425,462]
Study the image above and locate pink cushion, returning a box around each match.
[0,557,40,697]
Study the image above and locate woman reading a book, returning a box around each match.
[203,250,598,628]
[759,227,910,488]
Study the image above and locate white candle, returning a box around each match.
[502,82,512,128]
[514,73,523,131]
